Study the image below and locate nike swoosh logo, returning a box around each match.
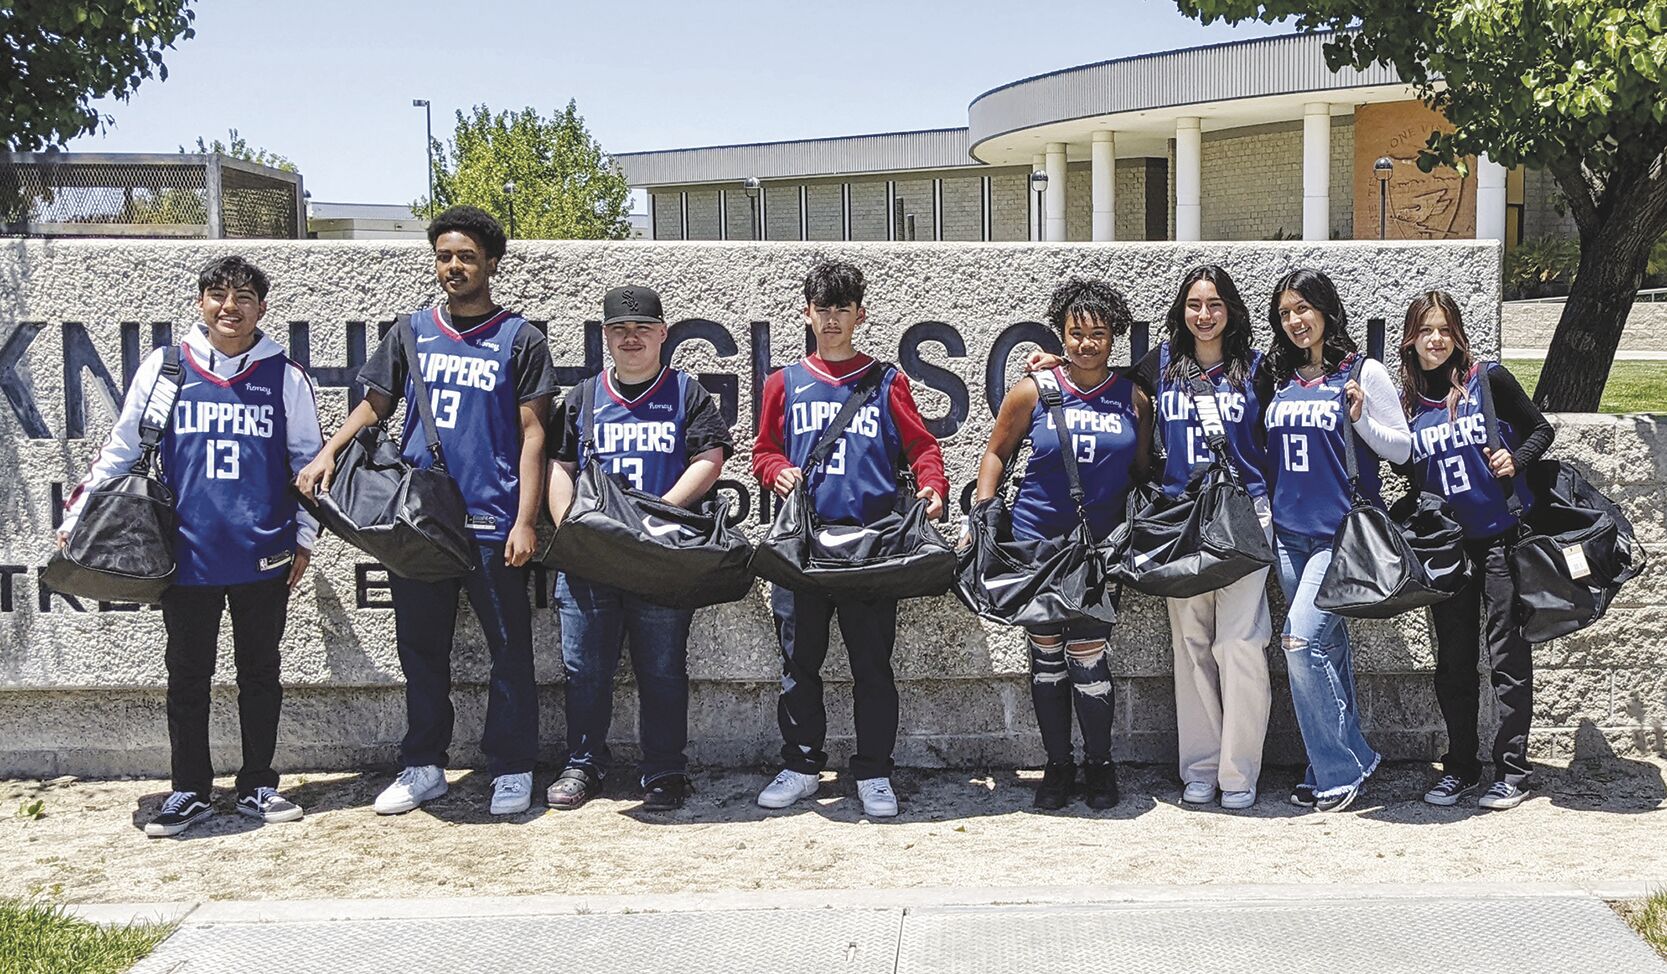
[983,576,1027,591]
[642,517,688,539]
[794,383,817,395]
[181,381,202,390]
[817,527,876,546]
[417,334,440,343]
[1426,560,1461,580]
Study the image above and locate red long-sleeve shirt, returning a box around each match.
[751,352,950,500]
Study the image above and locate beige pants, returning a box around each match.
[1166,497,1273,793]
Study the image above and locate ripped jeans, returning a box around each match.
[1025,620,1115,765]
[1274,530,1381,797]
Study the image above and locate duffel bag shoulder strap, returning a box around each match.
[132,345,184,476]
[1338,353,1369,500]
[578,374,599,462]
[802,361,889,475]
[1474,361,1524,518]
[1184,357,1241,484]
[1032,372,1092,529]
[399,314,452,471]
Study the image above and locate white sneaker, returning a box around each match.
[1220,788,1257,810]
[857,777,899,818]
[756,769,820,809]
[1182,781,1216,804]
[490,773,532,816]
[373,765,447,815]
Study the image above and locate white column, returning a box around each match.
[1476,153,1508,242]
[1091,130,1116,241]
[1302,103,1330,241]
[1175,117,1202,242]
[1031,153,1045,242]
[1045,142,1067,242]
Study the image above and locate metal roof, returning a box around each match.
[615,128,977,187]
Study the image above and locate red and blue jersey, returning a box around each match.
[577,367,690,497]
[162,349,297,585]
[1265,356,1382,538]
[780,357,904,525]
[1155,343,1268,499]
[1010,368,1140,543]
[1409,362,1534,538]
[400,307,526,542]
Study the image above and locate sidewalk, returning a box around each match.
[89,885,1667,973]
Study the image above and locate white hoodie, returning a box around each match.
[61,323,323,550]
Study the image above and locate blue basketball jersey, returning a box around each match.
[1155,343,1268,499]
[780,357,902,525]
[1409,362,1534,538]
[1265,356,1382,538]
[578,368,690,497]
[1010,368,1140,542]
[163,349,297,585]
[400,307,525,542]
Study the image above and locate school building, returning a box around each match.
[617,32,1572,250]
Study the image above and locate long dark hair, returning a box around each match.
[1399,289,1474,417]
[1162,264,1255,389]
[1266,267,1357,381]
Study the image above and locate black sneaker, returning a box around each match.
[1422,774,1480,807]
[1082,762,1119,810]
[1032,761,1075,810]
[1289,783,1316,808]
[145,791,213,838]
[1314,784,1360,813]
[641,775,691,811]
[546,767,600,810]
[236,786,304,823]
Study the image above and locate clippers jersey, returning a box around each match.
[1409,362,1534,538]
[163,348,297,585]
[1010,368,1140,542]
[780,357,903,525]
[400,307,526,542]
[1155,343,1268,499]
[1265,356,1382,538]
[577,368,690,497]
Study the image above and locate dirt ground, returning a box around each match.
[3,758,1665,904]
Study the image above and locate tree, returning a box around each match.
[1176,2,1667,411]
[414,102,632,240]
[180,128,297,172]
[2,0,197,150]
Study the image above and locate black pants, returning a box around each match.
[770,585,899,780]
[160,577,289,796]
[1429,532,1534,785]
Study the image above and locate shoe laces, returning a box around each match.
[1434,774,1465,794]
[861,779,895,800]
[1485,781,1515,798]
[395,766,433,789]
[770,769,805,790]
[249,786,278,806]
[160,791,195,814]
[495,775,529,797]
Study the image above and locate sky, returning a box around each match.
[65,0,1292,207]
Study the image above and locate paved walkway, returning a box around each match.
[91,885,1665,974]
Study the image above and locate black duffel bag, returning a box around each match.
[300,316,475,582]
[1116,365,1274,599]
[750,362,957,602]
[1468,365,1646,642]
[1315,357,1470,619]
[955,374,1118,627]
[541,376,754,609]
[43,347,184,604]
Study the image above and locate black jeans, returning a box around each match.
[1024,622,1116,766]
[1429,532,1534,785]
[160,577,289,796]
[770,585,899,780]
[386,543,537,778]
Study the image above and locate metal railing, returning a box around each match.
[0,152,306,239]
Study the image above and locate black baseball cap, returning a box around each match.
[602,285,665,325]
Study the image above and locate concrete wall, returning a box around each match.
[15,239,1642,781]
[1503,301,1667,352]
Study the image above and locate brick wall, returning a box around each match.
[764,185,801,241]
[990,171,1030,242]
[652,192,682,240]
[850,180,889,240]
[725,191,759,241]
[1521,167,1577,242]
[893,178,933,241]
[684,189,721,240]
[1200,117,1356,240]
[805,183,843,242]
[940,176,983,242]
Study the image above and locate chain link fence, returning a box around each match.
[0,152,305,238]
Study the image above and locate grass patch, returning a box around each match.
[1504,359,1667,414]
[0,898,175,974]
[1616,892,1667,961]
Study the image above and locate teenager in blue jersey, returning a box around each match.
[1399,291,1551,811]
[1263,268,1411,813]
[62,256,323,837]
[977,278,1151,810]
[544,286,734,812]
[297,207,556,818]
[751,260,950,819]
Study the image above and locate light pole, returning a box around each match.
[1374,156,1394,240]
[412,99,434,220]
[1029,170,1049,241]
[743,176,761,240]
[503,179,516,238]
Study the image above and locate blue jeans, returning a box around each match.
[555,573,694,786]
[387,543,537,778]
[1274,530,1380,796]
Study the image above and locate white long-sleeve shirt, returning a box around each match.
[1350,357,1413,464]
[61,324,323,549]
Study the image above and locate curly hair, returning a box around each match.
[1046,276,1132,339]
[198,255,270,300]
[1265,267,1357,381]
[427,205,507,260]
[1162,264,1255,389]
[803,260,866,307]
